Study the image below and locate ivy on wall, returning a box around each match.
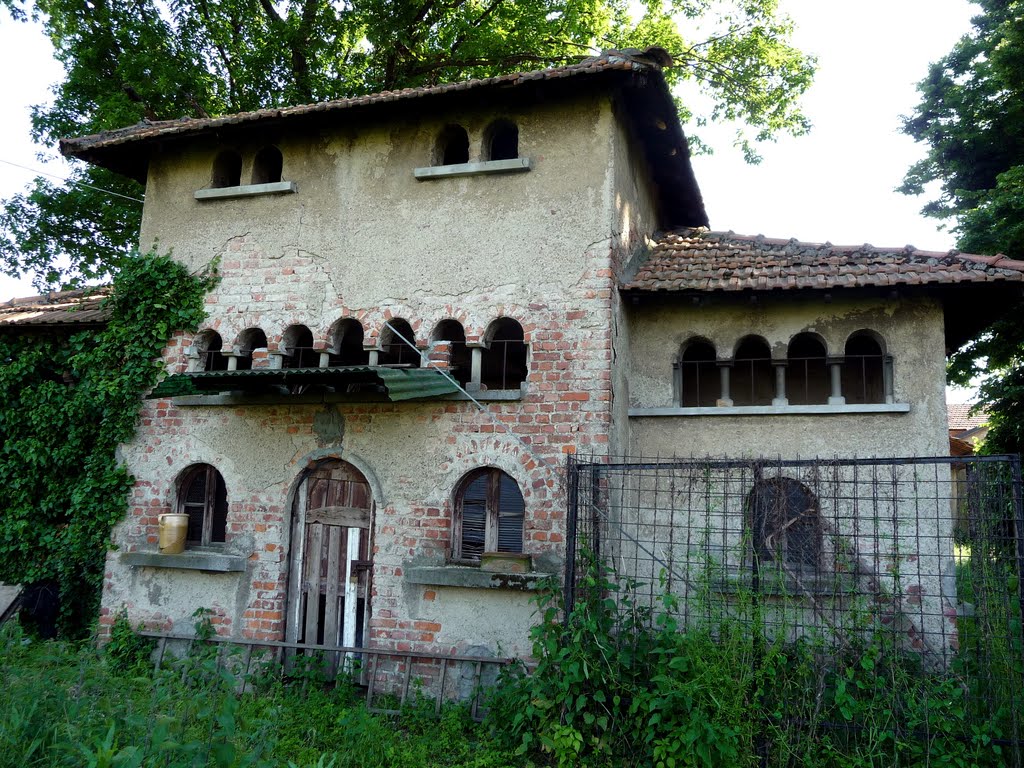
[0,252,215,637]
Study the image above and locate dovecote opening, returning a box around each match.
[378,319,420,367]
[484,119,519,161]
[329,319,370,367]
[281,324,316,368]
[252,146,283,184]
[211,150,242,188]
[235,328,268,370]
[436,125,469,166]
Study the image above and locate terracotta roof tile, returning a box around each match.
[0,287,110,328]
[623,229,1024,293]
[947,403,989,432]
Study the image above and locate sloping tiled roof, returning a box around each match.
[947,403,989,432]
[623,229,1024,293]
[0,287,110,328]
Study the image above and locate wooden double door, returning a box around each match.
[286,460,373,656]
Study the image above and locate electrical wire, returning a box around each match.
[0,157,145,204]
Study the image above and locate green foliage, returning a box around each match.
[0,252,215,637]
[2,0,814,288]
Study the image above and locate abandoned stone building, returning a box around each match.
[60,49,1024,665]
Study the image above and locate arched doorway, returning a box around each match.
[286,460,373,657]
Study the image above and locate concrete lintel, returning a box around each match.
[121,551,247,573]
[194,181,298,201]
[628,403,912,417]
[413,157,532,180]
[169,388,524,406]
[405,565,552,591]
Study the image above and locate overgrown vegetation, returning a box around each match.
[0,252,215,637]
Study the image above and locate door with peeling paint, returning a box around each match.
[286,460,372,667]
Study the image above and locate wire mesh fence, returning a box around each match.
[565,453,1024,763]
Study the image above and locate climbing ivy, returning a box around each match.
[0,252,215,637]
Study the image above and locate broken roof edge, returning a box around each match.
[0,285,111,328]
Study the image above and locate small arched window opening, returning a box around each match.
[843,332,886,404]
[679,339,717,407]
[329,319,369,367]
[195,330,228,372]
[786,333,829,405]
[235,328,268,371]
[481,318,528,390]
[431,319,472,386]
[485,119,519,161]
[747,477,822,573]
[179,464,228,546]
[211,150,242,188]
[252,145,283,184]
[435,125,469,166]
[378,319,420,368]
[732,336,773,406]
[282,324,316,369]
[452,468,525,563]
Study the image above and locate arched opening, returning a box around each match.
[178,463,228,546]
[431,319,472,386]
[481,318,528,390]
[235,328,268,371]
[747,477,822,572]
[843,332,886,404]
[484,119,518,161]
[679,338,717,407]
[282,324,316,368]
[732,336,773,406]
[194,330,228,372]
[378,319,420,368]
[252,145,283,184]
[211,150,242,188]
[328,319,369,367]
[435,124,469,166]
[786,333,829,405]
[452,467,525,563]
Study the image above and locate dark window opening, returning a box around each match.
[786,333,829,405]
[252,146,283,184]
[212,150,242,188]
[180,464,228,546]
[378,319,420,368]
[680,339,717,407]
[747,477,822,572]
[436,125,469,166]
[732,336,773,406]
[282,324,317,369]
[481,318,527,390]
[453,468,525,563]
[843,332,886,404]
[197,331,228,371]
[432,319,472,386]
[235,328,268,371]
[328,319,370,367]
[485,120,519,161]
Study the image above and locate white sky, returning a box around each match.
[0,1,982,400]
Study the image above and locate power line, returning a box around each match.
[0,157,145,204]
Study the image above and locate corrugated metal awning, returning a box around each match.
[148,366,460,401]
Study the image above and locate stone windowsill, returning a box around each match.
[121,550,247,573]
[170,388,524,407]
[405,565,553,591]
[194,181,297,201]
[413,157,531,181]
[629,403,911,417]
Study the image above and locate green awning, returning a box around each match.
[148,366,461,401]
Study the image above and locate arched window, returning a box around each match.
[484,119,518,161]
[211,150,242,188]
[679,339,717,407]
[435,125,469,166]
[179,464,228,546]
[328,319,369,367]
[747,477,822,572]
[431,319,472,386]
[843,332,886,404]
[732,336,773,406]
[282,324,316,368]
[452,468,525,563]
[481,318,528,390]
[786,333,828,405]
[235,328,268,371]
[252,146,283,184]
[194,330,228,372]
[378,319,420,367]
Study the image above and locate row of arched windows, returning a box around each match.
[677,330,892,408]
[435,120,519,166]
[191,316,529,390]
[212,146,283,189]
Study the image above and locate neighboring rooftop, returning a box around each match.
[0,287,110,329]
[947,403,989,434]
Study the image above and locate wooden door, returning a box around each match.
[286,461,373,665]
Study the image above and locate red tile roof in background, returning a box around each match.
[0,287,109,328]
[947,403,989,432]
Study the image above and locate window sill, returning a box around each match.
[121,551,246,573]
[629,403,910,417]
[405,565,553,591]
[194,181,297,201]
[413,158,531,180]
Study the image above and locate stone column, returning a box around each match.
[717,362,734,407]
[772,362,788,407]
[367,349,380,367]
[224,351,240,371]
[319,351,331,368]
[884,355,895,404]
[827,357,845,405]
[467,344,485,392]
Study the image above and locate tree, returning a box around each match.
[900,0,1024,454]
[1,0,814,287]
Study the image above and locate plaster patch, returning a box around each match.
[312,406,345,446]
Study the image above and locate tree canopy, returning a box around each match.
[900,0,1024,454]
[1,0,814,287]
